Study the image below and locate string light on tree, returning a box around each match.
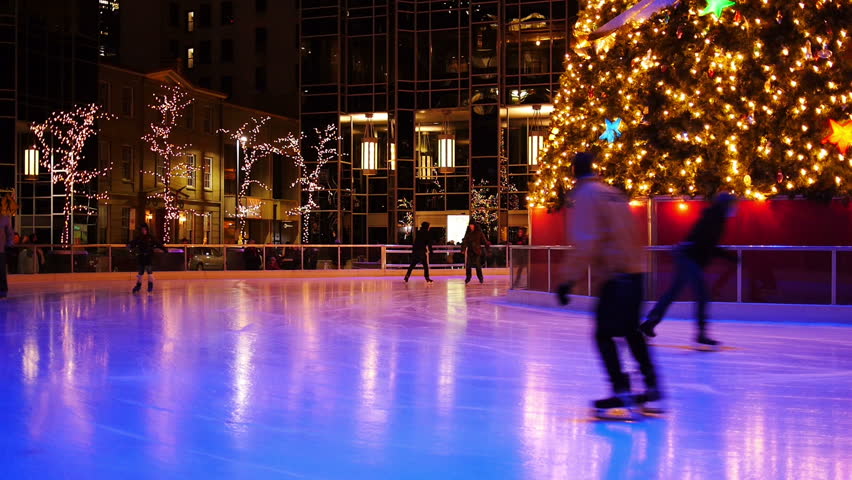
[285,124,340,244]
[530,0,851,210]
[220,117,290,243]
[31,104,115,245]
[142,85,194,243]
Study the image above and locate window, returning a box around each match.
[120,86,133,117]
[255,66,267,91]
[169,39,179,59]
[187,47,195,69]
[99,141,110,171]
[199,4,211,27]
[186,11,195,32]
[186,154,197,189]
[221,1,234,25]
[121,207,131,242]
[185,103,195,129]
[120,145,133,181]
[221,39,234,63]
[98,82,110,112]
[221,76,233,96]
[202,106,213,133]
[255,27,267,54]
[256,0,267,13]
[199,40,211,64]
[203,156,213,190]
[169,2,179,26]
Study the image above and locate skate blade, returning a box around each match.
[640,405,666,417]
[695,344,721,352]
[593,407,640,422]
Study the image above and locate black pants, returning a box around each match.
[595,273,658,393]
[648,249,709,332]
[137,255,153,276]
[405,253,430,280]
[465,252,484,283]
[0,252,7,294]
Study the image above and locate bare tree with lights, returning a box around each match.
[471,182,499,241]
[142,85,194,243]
[220,116,290,244]
[285,124,340,244]
[31,104,114,245]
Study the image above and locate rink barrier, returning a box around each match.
[6,243,509,275]
[508,245,852,307]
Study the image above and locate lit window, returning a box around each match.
[203,156,213,190]
[186,154,197,189]
[187,47,195,69]
[187,11,195,32]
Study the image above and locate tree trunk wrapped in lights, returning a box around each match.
[31,104,114,245]
[285,125,340,244]
[142,85,194,243]
[530,0,852,210]
[220,117,290,244]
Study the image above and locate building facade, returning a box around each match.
[97,65,300,245]
[2,0,99,243]
[119,0,299,117]
[299,0,576,245]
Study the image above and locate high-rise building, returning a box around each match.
[299,1,577,245]
[98,0,121,59]
[1,0,100,243]
[119,0,299,117]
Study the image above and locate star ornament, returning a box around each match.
[822,119,852,155]
[599,118,624,144]
[699,0,736,18]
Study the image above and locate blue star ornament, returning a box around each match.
[599,118,624,143]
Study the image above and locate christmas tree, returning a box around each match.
[529,0,852,209]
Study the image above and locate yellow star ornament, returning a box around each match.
[822,119,852,155]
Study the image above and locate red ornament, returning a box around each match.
[708,69,716,78]
[661,65,669,73]
[734,11,742,22]
[777,171,784,184]
[676,26,684,39]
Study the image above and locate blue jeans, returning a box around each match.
[649,249,709,331]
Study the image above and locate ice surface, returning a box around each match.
[1,277,851,479]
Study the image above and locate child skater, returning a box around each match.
[129,223,166,293]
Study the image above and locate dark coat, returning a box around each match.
[129,233,165,262]
[682,203,736,267]
[412,227,433,255]
[461,226,490,257]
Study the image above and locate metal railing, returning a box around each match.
[508,245,852,306]
[6,244,509,275]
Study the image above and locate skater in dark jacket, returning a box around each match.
[461,221,490,284]
[556,151,661,418]
[640,193,738,346]
[404,222,433,283]
[128,223,166,293]
[0,195,15,299]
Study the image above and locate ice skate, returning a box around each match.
[592,394,639,421]
[147,281,154,293]
[132,282,142,294]
[696,333,720,351]
[639,312,661,338]
[637,388,665,416]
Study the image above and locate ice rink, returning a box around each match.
[1,276,850,479]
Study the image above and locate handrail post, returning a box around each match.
[338,246,342,270]
[381,246,386,271]
[546,247,551,293]
[70,245,75,274]
[736,248,743,303]
[183,246,188,271]
[223,246,228,271]
[831,249,837,305]
[108,245,113,272]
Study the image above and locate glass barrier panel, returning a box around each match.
[299,247,338,270]
[111,246,138,272]
[835,251,852,305]
[347,246,382,269]
[510,248,530,290]
[188,246,226,271]
[15,245,52,274]
[155,246,188,272]
[385,246,413,269]
[646,250,737,303]
[525,248,549,293]
[741,250,831,304]
[72,246,111,273]
[431,247,463,269]
[486,246,507,268]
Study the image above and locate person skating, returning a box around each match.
[128,223,166,293]
[512,227,530,288]
[0,194,15,299]
[404,222,434,283]
[555,151,662,418]
[639,193,738,347]
[461,221,489,284]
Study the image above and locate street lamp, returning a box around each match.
[24,146,40,180]
[527,105,545,170]
[361,113,378,176]
[438,111,455,174]
[236,135,247,243]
